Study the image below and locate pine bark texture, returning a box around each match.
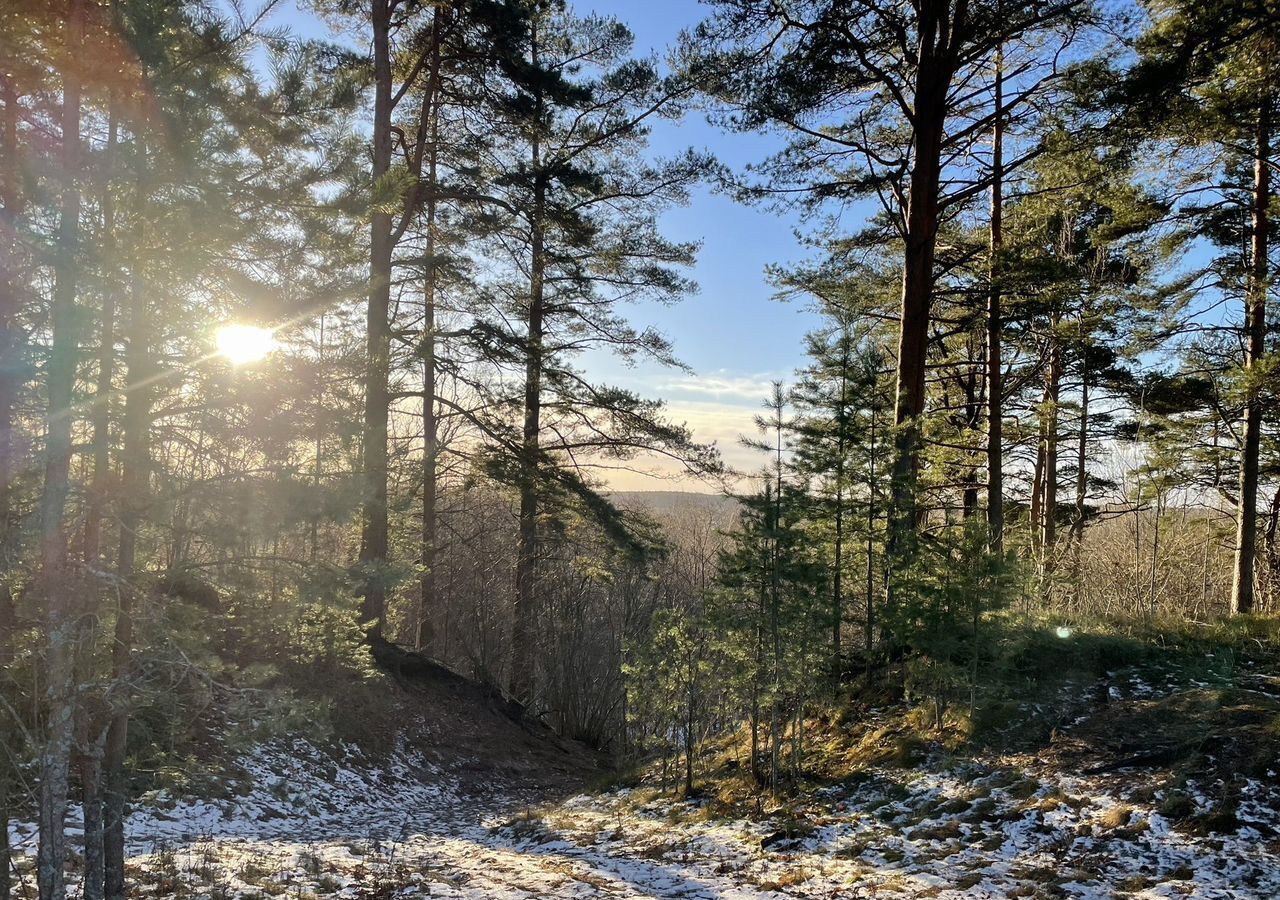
[887,0,957,595]
[1231,104,1270,615]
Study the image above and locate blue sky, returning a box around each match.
[579,0,823,486]
[272,0,827,487]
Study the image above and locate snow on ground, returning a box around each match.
[8,681,1280,899]
[10,750,1280,898]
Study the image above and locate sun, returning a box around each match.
[215,323,275,365]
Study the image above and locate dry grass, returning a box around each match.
[1100,805,1134,830]
[755,866,815,890]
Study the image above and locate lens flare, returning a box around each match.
[215,324,275,365]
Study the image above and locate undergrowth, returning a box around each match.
[626,614,1280,812]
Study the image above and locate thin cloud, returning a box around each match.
[602,398,777,492]
[657,371,783,404]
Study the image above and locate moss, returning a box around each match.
[1003,777,1041,800]
[588,764,645,794]
[907,819,962,842]
[963,797,1000,824]
[1115,875,1153,894]
[979,832,1006,852]
[935,796,971,815]
[1193,802,1241,834]
[1158,790,1195,820]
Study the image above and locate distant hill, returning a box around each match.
[609,490,740,519]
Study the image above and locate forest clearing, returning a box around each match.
[3,0,1280,897]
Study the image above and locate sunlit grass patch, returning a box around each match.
[754,864,816,891]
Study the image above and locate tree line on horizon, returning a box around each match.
[1,0,1278,898]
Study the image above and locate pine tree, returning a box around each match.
[472,1,717,702]
[1115,0,1280,613]
[999,132,1170,586]
[688,0,1091,601]
[37,4,86,895]
[789,318,891,675]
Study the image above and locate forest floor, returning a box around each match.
[8,629,1280,898]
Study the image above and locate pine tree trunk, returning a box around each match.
[0,65,20,900]
[1041,320,1061,575]
[770,467,783,793]
[1263,485,1280,609]
[962,335,980,517]
[311,313,324,562]
[684,693,694,795]
[887,4,951,600]
[39,4,85,896]
[832,353,846,672]
[865,404,877,674]
[359,0,395,638]
[1231,103,1269,616]
[512,24,546,703]
[0,530,11,900]
[419,311,438,650]
[751,582,764,785]
[418,13,444,650]
[78,743,104,900]
[1150,490,1162,613]
[104,262,152,900]
[0,769,7,900]
[749,683,761,785]
[1030,423,1045,559]
[76,102,118,900]
[512,199,545,700]
[986,45,1004,555]
[1071,371,1089,600]
[84,100,117,573]
[1132,469,1143,613]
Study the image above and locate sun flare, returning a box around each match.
[215,323,275,365]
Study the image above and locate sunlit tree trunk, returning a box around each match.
[1231,103,1269,616]
[38,3,85,896]
[887,1,953,608]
